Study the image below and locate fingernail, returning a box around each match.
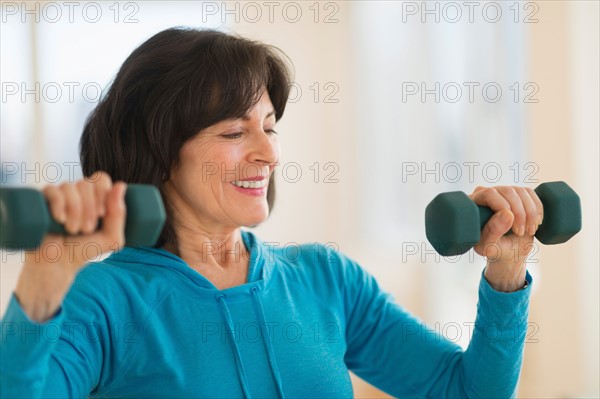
[518,226,525,236]
[528,224,536,236]
[538,215,543,225]
[58,211,67,224]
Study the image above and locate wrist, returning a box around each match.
[14,291,63,323]
[15,263,75,323]
[484,261,527,292]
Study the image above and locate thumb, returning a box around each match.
[98,182,127,252]
[479,208,513,247]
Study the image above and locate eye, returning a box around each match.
[222,132,243,139]
[266,129,278,135]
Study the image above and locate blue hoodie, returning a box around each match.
[1,229,532,398]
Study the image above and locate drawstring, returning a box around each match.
[251,287,285,398]
[216,289,285,399]
[216,294,252,399]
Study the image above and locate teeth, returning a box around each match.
[231,179,268,189]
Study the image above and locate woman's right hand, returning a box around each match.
[14,171,127,323]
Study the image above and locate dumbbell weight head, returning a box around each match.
[425,191,486,256]
[0,184,166,250]
[0,188,49,251]
[534,181,582,244]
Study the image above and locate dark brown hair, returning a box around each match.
[80,27,293,248]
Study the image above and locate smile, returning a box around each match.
[231,179,268,189]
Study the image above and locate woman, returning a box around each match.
[2,28,538,398]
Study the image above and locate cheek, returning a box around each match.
[181,142,233,182]
[213,148,245,178]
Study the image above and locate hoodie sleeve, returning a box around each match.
[336,249,532,399]
[0,291,104,399]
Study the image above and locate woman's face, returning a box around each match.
[165,89,280,232]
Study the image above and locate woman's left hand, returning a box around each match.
[467,185,543,292]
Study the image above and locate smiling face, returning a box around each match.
[163,89,280,234]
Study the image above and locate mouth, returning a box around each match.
[229,175,269,197]
[230,177,268,189]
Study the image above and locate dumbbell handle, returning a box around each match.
[46,213,105,236]
[476,206,495,232]
[0,184,166,250]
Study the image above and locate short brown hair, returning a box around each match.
[80,27,293,248]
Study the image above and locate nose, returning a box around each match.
[248,128,280,170]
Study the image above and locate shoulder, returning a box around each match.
[264,240,391,325]
[64,247,173,320]
[264,239,371,291]
[73,248,152,291]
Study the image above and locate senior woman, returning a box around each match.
[2,28,537,398]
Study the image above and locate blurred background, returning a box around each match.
[1,1,598,397]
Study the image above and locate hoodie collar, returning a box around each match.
[105,229,269,295]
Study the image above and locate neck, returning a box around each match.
[163,227,249,269]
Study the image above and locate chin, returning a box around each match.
[241,210,269,227]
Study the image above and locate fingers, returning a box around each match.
[76,179,97,234]
[35,172,128,273]
[479,208,514,248]
[469,186,511,215]
[61,183,83,234]
[497,187,526,236]
[526,187,544,225]
[87,171,112,218]
[43,185,66,224]
[42,171,115,236]
[516,187,539,236]
[470,185,544,238]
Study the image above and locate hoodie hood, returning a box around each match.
[105,228,269,293]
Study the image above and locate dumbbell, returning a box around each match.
[425,181,582,256]
[0,184,166,250]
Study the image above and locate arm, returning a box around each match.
[1,292,104,398]
[1,172,126,398]
[340,253,532,399]
[342,184,539,397]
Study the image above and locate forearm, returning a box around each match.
[460,269,533,398]
[1,293,65,398]
[15,259,76,323]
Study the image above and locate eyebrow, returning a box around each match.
[241,109,276,121]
